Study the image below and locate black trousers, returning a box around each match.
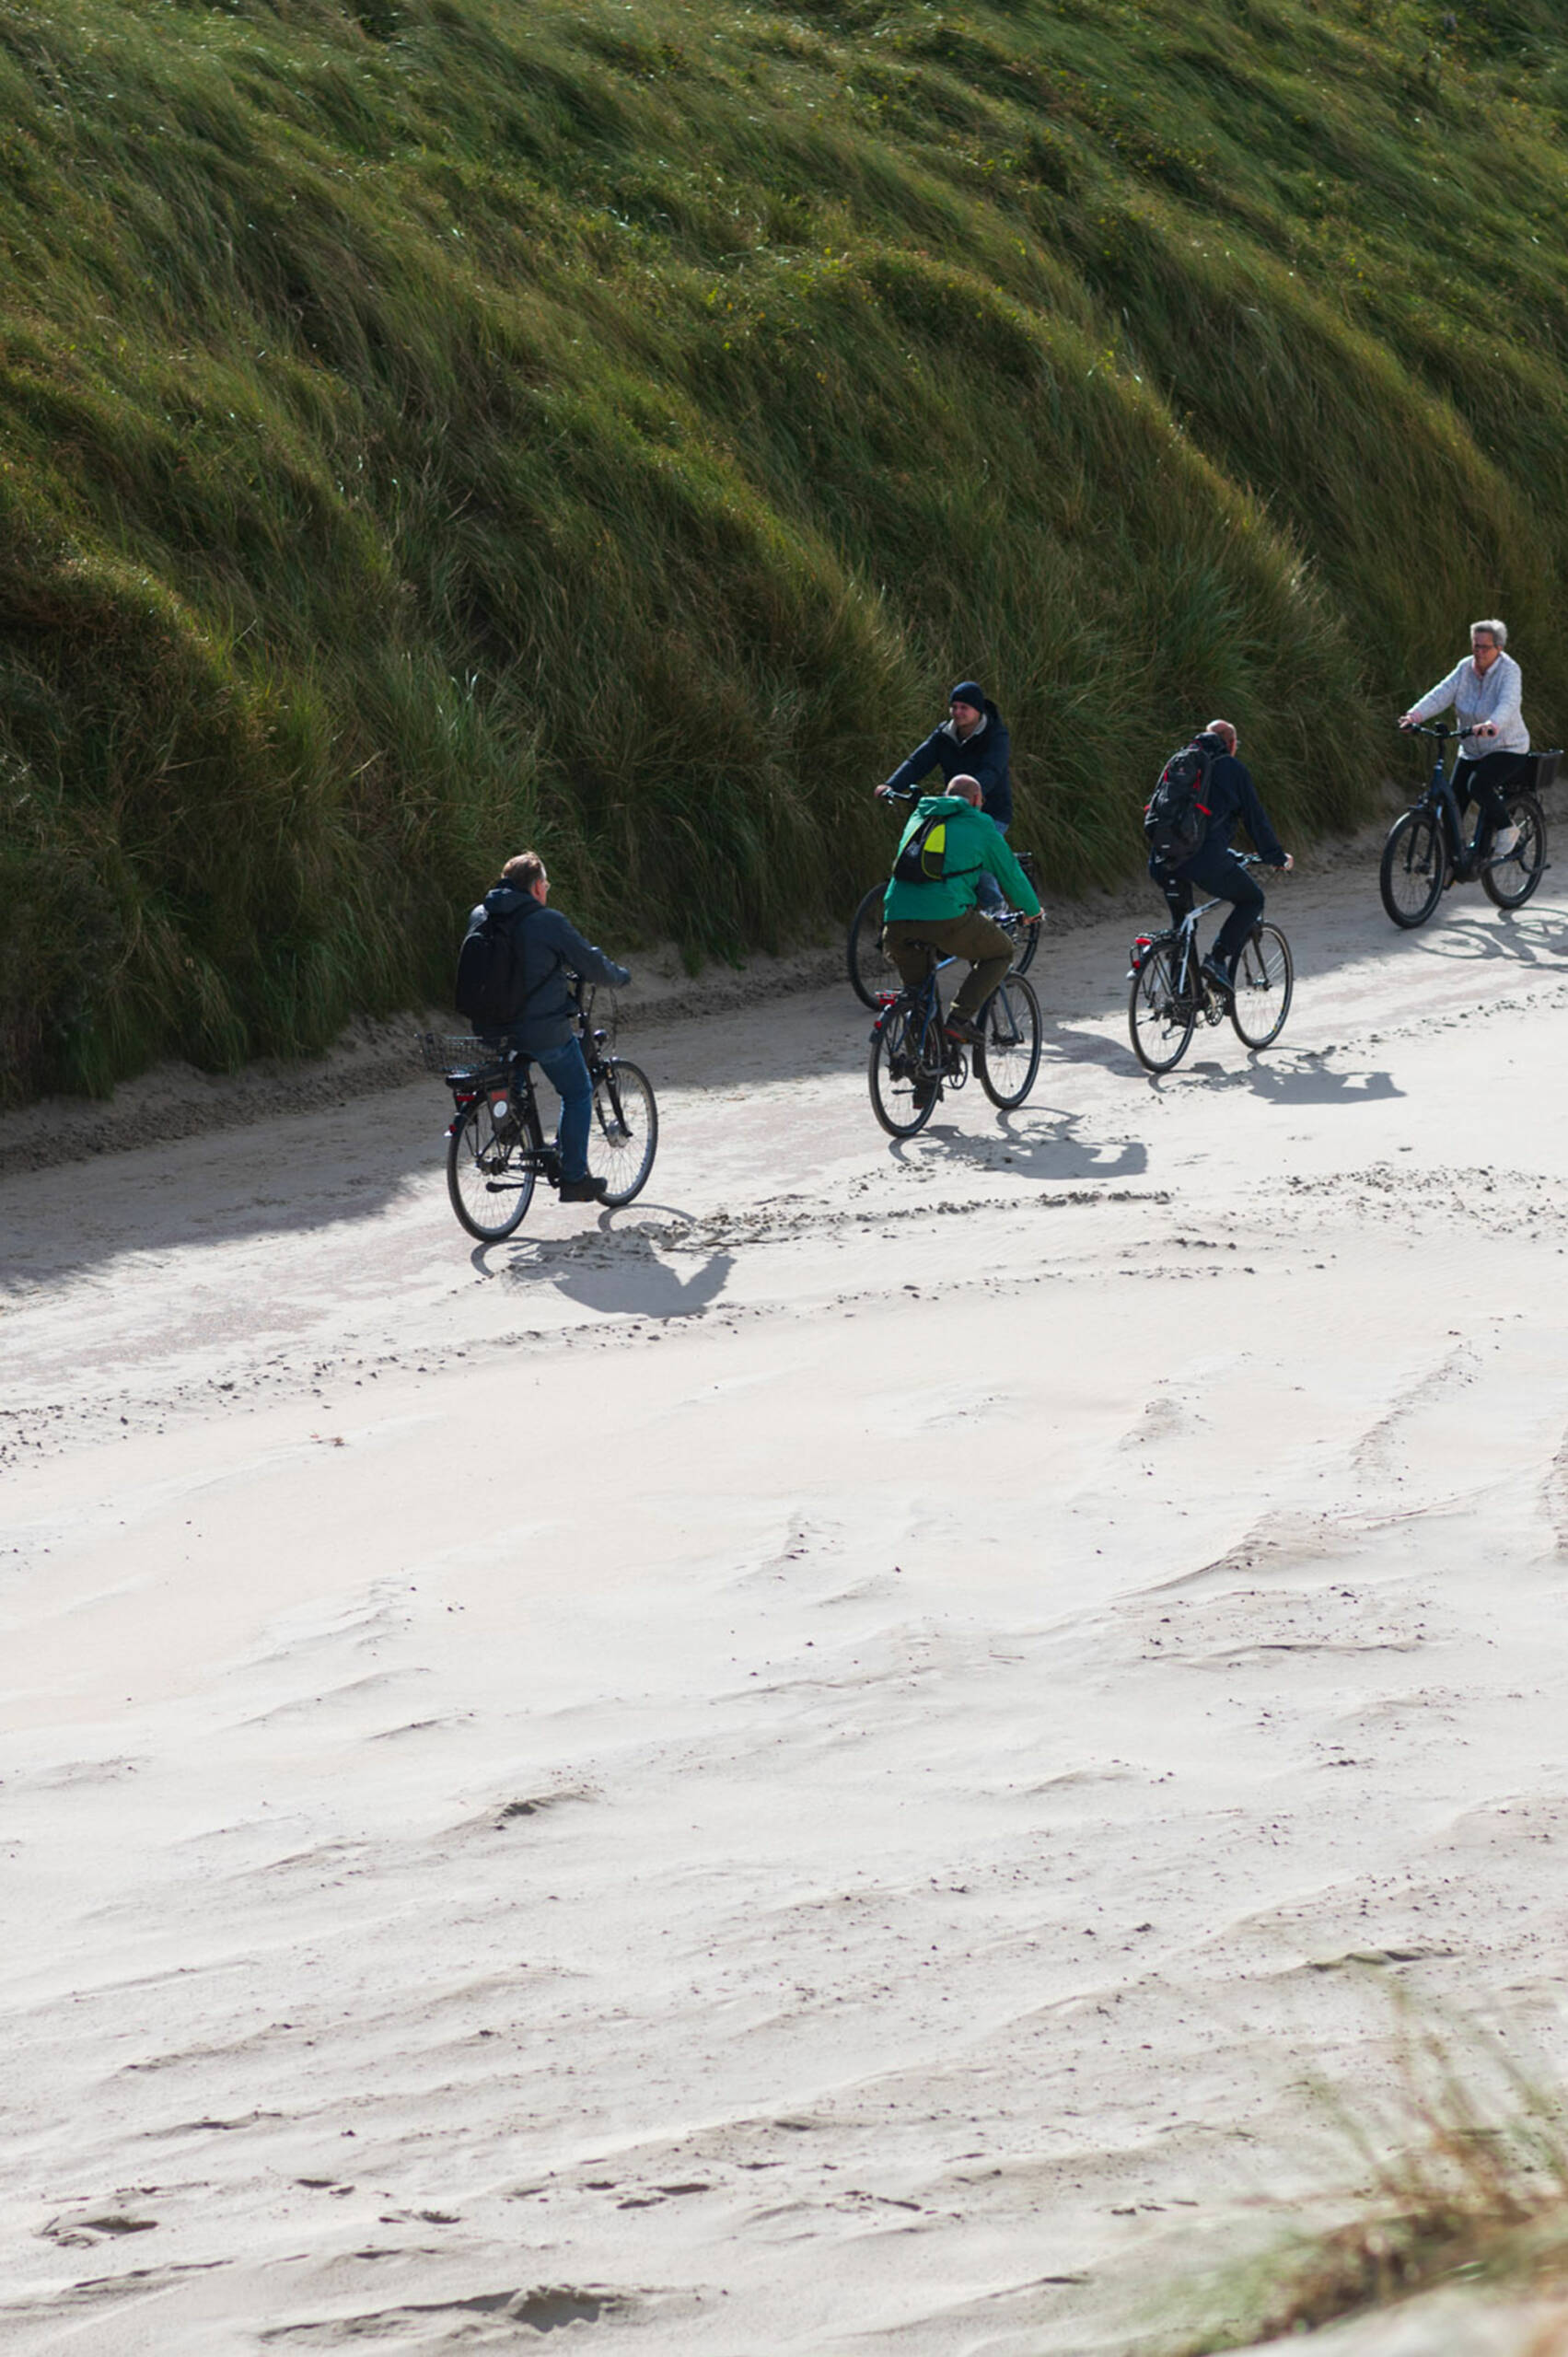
[1156,850,1264,971]
[1454,751,1530,842]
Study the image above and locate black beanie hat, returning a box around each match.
[948,679,986,710]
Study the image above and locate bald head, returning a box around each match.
[1205,719,1237,755]
[948,774,983,807]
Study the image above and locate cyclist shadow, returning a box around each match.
[899,1106,1148,1181]
[1175,1055,1403,1104]
[482,1221,735,1320]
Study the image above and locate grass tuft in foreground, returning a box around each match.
[1175,2010,1568,2351]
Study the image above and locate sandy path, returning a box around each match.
[4,859,1568,2355]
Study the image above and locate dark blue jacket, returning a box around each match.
[470,887,631,1052]
[1178,747,1285,871]
[882,701,1013,829]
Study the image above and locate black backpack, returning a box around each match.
[1144,738,1215,869]
[454,903,526,1028]
[892,806,982,887]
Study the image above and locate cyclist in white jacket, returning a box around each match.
[1400,618,1529,856]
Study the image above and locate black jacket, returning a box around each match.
[1178,746,1285,870]
[882,701,1013,828]
[470,887,631,1051]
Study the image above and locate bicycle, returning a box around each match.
[421,985,658,1242]
[867,948,1042,1136]
[1126,854,1293,1074]
[1379,722,1554,929]
[847,789,1040,1007]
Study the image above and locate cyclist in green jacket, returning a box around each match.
[879,776,1042,1044]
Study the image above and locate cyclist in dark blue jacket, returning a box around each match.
[878,679,1013,828]
[878,680,1014,909]
[1154,720,1293,994]
[466,851,631,1204]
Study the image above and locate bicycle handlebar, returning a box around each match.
[1399,720,1482,741]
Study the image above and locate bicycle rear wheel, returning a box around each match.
[1128,941,1195,1074]
[447,1098,536,1240]
[1481,790,1547,909]
[1229,923,1294,1049]
[590,1059,658,1205]
[868,1003,938,1136]
[847,885,894,1007]
[976,975,1042,1107]
[1379,807,1446,928]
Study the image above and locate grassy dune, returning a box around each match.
[3,0,1568,1097]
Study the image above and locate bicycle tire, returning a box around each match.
[1128,941,1195,1074]
[976,975,1042,1107]
[868,1004,938,1136]
[1481,790,1547,910]
[447,1098,536,1240]
[1229,923,1294,1050]
[847,884,894,1008]
[590,1059,658,1205]
[1379,807,1446,929]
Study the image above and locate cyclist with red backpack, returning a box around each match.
[1145,719,1293,997]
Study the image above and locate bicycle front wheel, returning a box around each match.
[1481,791,1547,910]
[847,885,893,1007]
[1128,942,1195,1074]
[1379,807,1446,928]
[447,1099,536,1240]
[868,1004,937,1136]
[1230,923,1294,1049]
[590,1059,658,1205]
[976,975,1042,1107]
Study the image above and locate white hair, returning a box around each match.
[1471,617,1508,648]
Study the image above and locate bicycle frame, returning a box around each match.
[1129,854,1265,1011]
[443,984,622,1190]
[871,948,969,1104]
[1400,722,1495,875]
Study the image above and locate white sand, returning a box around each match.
[4,858,1568,2355]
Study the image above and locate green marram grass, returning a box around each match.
[3,0,1567,1097]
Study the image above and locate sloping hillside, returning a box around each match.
[3,0,1566,1097]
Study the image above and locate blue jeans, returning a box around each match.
[976,819,1010,911]
[531,1038,593,1181]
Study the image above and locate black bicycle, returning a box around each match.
[847,791,1040,1007]
[1127,855,1293,1074]
[867,949,1042,1136]
[421,986,658,1241]
[1379,722,1554,929]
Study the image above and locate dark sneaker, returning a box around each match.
[1201,957,1233,998]
[944,1016,982,1047]
[558,1174,609,1203]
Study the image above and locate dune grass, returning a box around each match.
[4,0,1568,1097]
[1172,2008,1568,2351]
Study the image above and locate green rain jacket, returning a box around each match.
[882,795,1043,923]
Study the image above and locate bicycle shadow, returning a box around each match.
[1166,1054,1403,1105]
[894,1105,1148,1181]
[482,1219,735,1319]
[1041,1019,1136,1073]
[1404,908,1568,965]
